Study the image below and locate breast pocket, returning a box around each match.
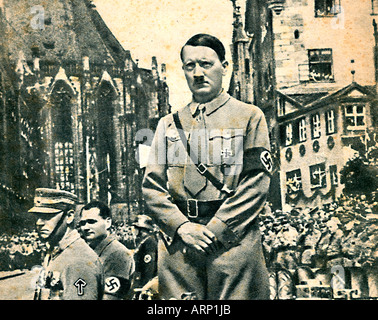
[208,129,244,176]
[166,132,186,167]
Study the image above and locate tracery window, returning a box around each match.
[51,82,75,193]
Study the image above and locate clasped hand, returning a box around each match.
[177,222,220,255]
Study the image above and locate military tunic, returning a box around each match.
[133,234,158,289]
[317,229,344,268]
[93,235,135,300]
[142,91,271,300]
[36,230,104,300]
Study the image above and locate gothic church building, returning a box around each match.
[0,0,169,231]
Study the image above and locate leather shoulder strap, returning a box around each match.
[173,112,234,196]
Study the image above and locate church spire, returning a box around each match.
[231,0,249,43]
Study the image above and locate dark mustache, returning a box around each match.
[193,76,206,84]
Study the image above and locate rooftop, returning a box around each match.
[1,0,127,66]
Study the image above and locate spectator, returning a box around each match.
[132,215,158,291]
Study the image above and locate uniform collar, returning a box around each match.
[50,229,81,259]
[189,90,230,117]
[92,234,116,257]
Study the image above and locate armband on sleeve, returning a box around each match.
[242,147,273,176]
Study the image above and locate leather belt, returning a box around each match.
[175,199,224,219]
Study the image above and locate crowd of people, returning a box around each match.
[0,193,376,299]
[260,194,378,299]
[261,198,377,270]
[0,229,46,271]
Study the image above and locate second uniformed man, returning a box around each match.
[79,201,135,300]
[29,188,104,300]
[142,33,272,300]
[132,215,158,291]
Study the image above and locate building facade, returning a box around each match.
[0,0,169,232]
[229,0,282,208]
[231,0,377,209]
[278,82,376,208]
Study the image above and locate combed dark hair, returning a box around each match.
[81,201,111,220]
[180,33,226,62]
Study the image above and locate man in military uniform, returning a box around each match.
[142,34,272,300]
[269,218,298,300]
[132,215,158,291]
[315,217,344,286]
[29,188,104,300]
[318,217,344,268]
[273,218,299,270]
[79,201,135,300]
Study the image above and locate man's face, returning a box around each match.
[181,45,228,103]
[79,207,110,243]
[35,211,65,240]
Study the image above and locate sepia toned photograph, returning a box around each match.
[0,0,376,304]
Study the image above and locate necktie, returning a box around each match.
[184,105,207,196]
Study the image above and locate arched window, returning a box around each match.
[96,81,117,202]
[51,81,75,193]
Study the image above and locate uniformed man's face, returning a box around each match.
[181,45,228,103]
[79,207,111,243]
[35,211,65,240]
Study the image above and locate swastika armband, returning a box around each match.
[104,276,121,294]
[242,147,274,175]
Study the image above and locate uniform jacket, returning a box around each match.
[142,91,272,250]
[93,235,135,299]
[40,230,103,300]
[133,233,158,289]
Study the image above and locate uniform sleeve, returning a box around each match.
[142,118,190,238]
[62,258,103,300]
[133,237,158,288]
[103,250,135,280]
[103,250,135,300]
[206,108,271,249]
